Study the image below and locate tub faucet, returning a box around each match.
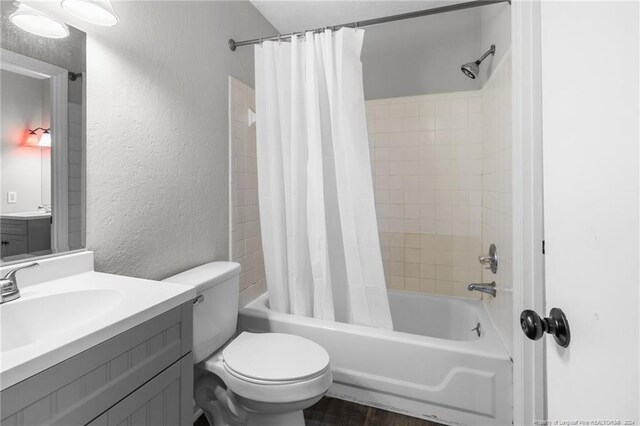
[467,281,497,297]
[0,262,38,304]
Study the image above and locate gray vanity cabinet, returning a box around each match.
[0,218,51,258]
[0,302,193,426]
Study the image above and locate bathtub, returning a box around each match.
[239,290,512,426]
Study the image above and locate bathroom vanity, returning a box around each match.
[0,252,196,426]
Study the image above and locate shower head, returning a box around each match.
[461,62,480,79]
[461,44,495,79]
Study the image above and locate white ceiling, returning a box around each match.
[250,0,467,34]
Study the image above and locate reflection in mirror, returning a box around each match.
[1,66,52,259]
[1,4,85,264]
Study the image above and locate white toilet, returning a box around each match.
[164,262,332,426]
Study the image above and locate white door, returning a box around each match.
[539,1,639,422]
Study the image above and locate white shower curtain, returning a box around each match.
[254,28,393,329]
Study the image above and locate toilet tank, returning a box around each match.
[163,262,241,363]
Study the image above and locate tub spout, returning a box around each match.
[468,281,497,297]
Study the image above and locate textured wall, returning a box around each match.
[86,1,275,280]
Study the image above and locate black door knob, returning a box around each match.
[520,308,570,348]
[520,309,545,340]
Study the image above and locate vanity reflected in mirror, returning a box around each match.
[0,4,85,263]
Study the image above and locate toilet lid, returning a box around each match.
[222,332,330,382]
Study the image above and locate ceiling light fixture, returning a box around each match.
[60,0,118,26]
[10,3,70,39]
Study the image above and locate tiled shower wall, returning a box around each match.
[366,91,484,299]
[365,53,513,351]
[229,77,266,306]
[230,56,512,345]
[481,52,513,353]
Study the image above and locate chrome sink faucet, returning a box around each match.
[0,262,39,304]
[468,281,497,297]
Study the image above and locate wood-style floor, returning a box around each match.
[194,397,444,425]
[304,397,444,426]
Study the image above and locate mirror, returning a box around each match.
[0,3,86,264]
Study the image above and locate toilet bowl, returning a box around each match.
[164,262,332,426]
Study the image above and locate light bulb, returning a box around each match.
[26,131,40,146]
[38,130,52,147]
[10,3,69,39]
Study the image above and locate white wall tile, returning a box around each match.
[367,90,484,297]
[230,77,266,307]
[365,67,513,343]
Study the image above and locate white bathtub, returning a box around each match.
[239,290,512,426]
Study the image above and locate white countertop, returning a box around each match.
[1,211,52,220]
[0,252,196,390]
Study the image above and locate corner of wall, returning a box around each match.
[480,2,512,87]
[480,50,513,355]
[229,77,266,307]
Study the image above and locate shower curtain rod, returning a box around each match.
[228,0,509,51]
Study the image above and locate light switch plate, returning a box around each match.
[7,192,17,204]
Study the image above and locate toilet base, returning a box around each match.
[194,369,321,426]
[246,410,304,426]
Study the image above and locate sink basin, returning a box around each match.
[1,288,124,352]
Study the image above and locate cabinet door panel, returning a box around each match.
[88,355,192,426]
[27,218,51,252]
[1,234,28,257]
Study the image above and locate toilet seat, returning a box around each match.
[223,332,330,382]
[201,332,332,404]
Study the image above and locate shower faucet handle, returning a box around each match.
[478,244,498,274]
